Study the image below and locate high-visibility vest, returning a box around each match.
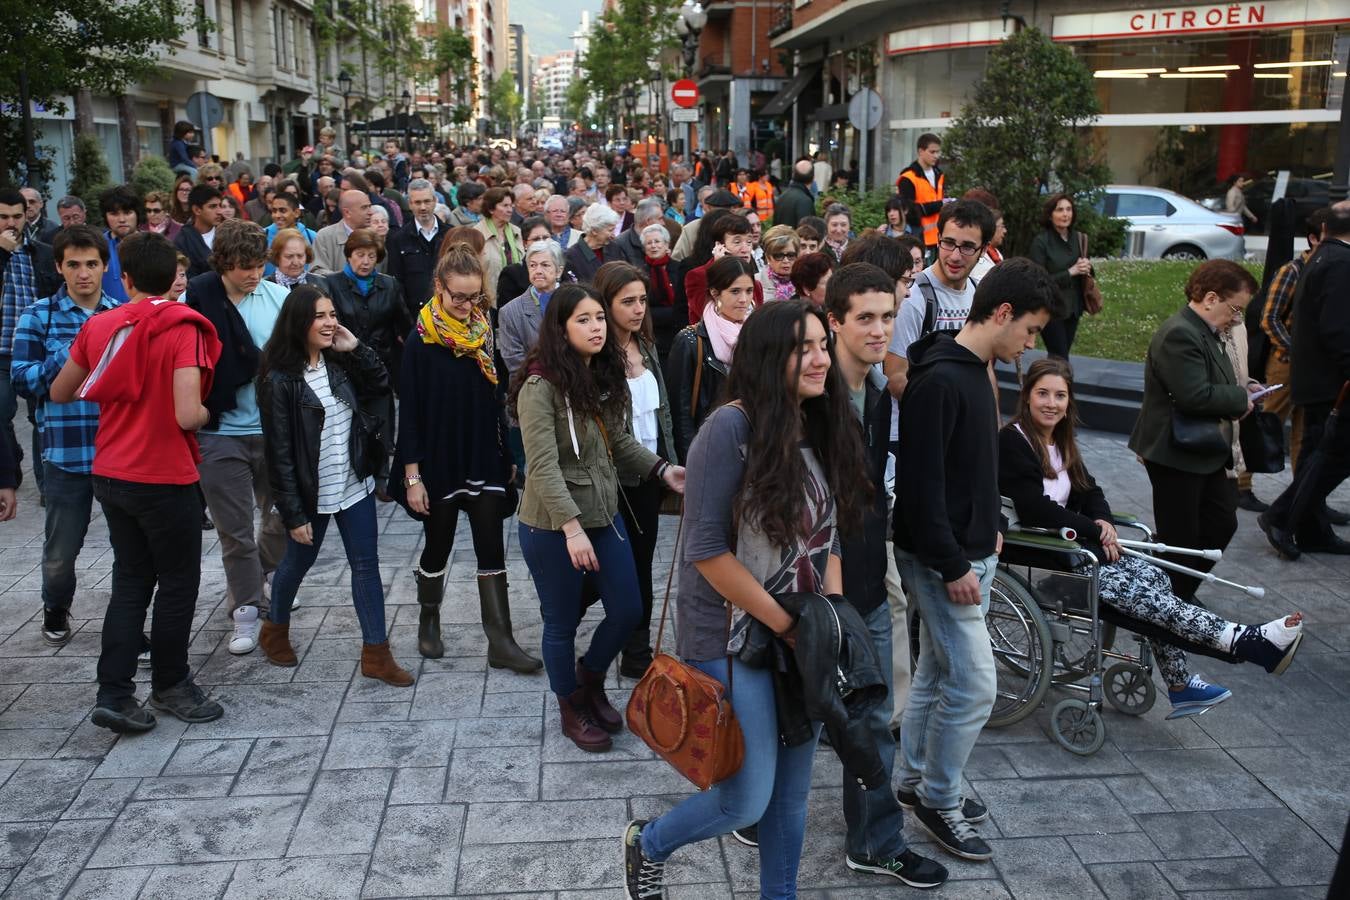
[745,181,774,220]
[897,167,944,246]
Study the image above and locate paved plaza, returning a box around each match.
[0,426,1344,899]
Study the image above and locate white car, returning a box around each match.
[1098,185,1245,261]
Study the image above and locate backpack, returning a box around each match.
[917,270,979,339]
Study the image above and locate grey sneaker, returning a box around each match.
[91,697,157,734]
[623,819,665,899]
[896,785,989,824]
[912,802,993,861]
[150,678,224,723]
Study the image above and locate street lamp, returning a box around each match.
[622,86,638,142]
[674,1,707,74]
[337,69,353,157]
[401,88,413,151]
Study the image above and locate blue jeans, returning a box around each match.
[269,494,387,644]
[518,519,641,696]
[41,462,95,612]
[894,549,997,811]
[641,656,819,899]
[842,601,907,860]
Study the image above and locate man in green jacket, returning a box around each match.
[774,160,817,229]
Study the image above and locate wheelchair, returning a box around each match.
[910,505,1259,756]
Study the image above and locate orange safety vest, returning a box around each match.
[730,182,751,204]
[744,181,775,220]
[897,167,944,246]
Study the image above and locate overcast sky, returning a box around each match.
[512,0,600,57]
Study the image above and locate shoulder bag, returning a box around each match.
[1149,354,1232,457]
[1078,232,1104,315]
[626,510,745,790]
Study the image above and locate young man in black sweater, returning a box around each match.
[892,257,1057,862]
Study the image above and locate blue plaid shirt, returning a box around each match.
[11,287,122,474]
[1,238,39,356]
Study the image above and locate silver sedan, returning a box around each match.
[1100,185,1246,261]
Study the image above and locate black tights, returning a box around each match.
[418,495,507,574]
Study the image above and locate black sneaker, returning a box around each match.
[623,818,665,899]
[90,697,157,734]
[1236,489,1269,513]
[731,823,758,847]
[912,801,993,861]
[846,849,949,888]
[150,678,224,723]
[41,608,71,646]
[896,786,989,824]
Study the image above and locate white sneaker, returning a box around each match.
[262,578,300,611]
[228,606,260,655]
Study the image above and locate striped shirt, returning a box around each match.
[304,361,372,513]
[11,288,122,474]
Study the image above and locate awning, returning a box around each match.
[812,103,849,122]
[350,113,433,137]
[760,64,821,118]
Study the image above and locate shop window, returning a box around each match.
[1115,193,1174,217]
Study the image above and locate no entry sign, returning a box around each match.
[671,79,700,109]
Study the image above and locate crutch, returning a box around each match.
[1117,539,1223,562]
[1120,547,1265,599]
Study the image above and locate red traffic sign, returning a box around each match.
[671,79,700,109]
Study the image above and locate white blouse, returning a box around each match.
[304,361,373,514]
[628,368,661,454]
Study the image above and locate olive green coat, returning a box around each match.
[1128,305,1249,474]
[516,374,661,530]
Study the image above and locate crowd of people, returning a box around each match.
[0,127,1341,899]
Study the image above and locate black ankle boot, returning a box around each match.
[415,567,445,659]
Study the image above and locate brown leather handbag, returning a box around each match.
[626,514,744,790]
[1079,232,1104,315]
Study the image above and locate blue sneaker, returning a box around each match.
[1165,674,1232,719]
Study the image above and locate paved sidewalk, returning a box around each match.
[0,428,1344,899]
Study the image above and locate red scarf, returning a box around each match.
[645,254,675,307]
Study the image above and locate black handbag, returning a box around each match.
[1239,408,1285,474]
[1170,411,1231,456]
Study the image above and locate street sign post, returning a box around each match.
[188,90,225,158]
[670,108,699,123]
[848,88,883,193]
[671,80,699,109]
[671,80,700,161]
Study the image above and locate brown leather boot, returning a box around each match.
[360,641,415,687]
[258,620,297,667]
[479,573,542,673]
[576,659,623,733]
[558,689,612,752]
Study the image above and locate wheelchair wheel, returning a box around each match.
[1104,662,1156,716]
[985,570,1054,728]
[1050,698,1106,756]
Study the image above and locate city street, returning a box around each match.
[0,425,1343,899]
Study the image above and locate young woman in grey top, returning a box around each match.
[623,300,871,900]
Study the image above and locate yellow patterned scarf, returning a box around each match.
[418,298,498,385]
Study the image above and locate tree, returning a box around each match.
[489,73,523,137]
[68,132,113,220]
[0,0,190,186]
[130,156,177,198]
[942,26,1123,256]
[573,0,680,134]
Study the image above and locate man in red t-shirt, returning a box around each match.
[51,232,224,734]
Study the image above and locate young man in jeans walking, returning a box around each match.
[892,258,1056,861]
[11,226,123,646]
[51,232,223,732]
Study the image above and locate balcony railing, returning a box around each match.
[767,0,793,38]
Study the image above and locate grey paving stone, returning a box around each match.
[1067,832,1165,865]
[62,865,152,900]
[86,796,304,867]
[225,854,369,899]
[0,655,97,685]
[0,682,96,730]
[1000,741,1139,778]
[1125,749,1281,811]
[91,718,189,779]
[52,719,119,759]
[542,759,696,799]
[3,818,110,900]
[407,671,486,719]
[1212,807,1338,886]
[0,758,96,822]
[0,822,48,868]
[454,838,622,894]
[163,737,254,776]
[389,765,447,805]
[132,774,236,800]
[453,715,542,747]
[1134,811,1248,860]
[1154,857,1276,891]
[184,681,346,739]
[967,778,1137,838]
[1102,775,1173,814]
[479,690,544,718]
[335,700,412,722]
[463,799,628,844]
[362,803,464,898]
[0,727,69,759]
[287,769,391,857]
[323,720,456,769]
[985,837,1105,900]
[0,758,18,788]
[233,736,326,796]
[138,861,239,900]
[1088,862,1180,900]
[446,745,540,801]
[61,777,140,819]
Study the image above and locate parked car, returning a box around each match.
[1097,185,1245,261]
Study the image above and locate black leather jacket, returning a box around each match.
[257,343,391,529]
[325,270,412,376]
[665,321,729,462]
[740,591,889,790]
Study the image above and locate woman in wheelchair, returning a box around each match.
[999,358,1304,715]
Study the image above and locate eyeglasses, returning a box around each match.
[1227,303,1244,318]
[938,237,984,257]
[205,176,223,183]
[145,207,163,215]
[443,290,484,305]
[899,275,916,287]
[771,252,798,261]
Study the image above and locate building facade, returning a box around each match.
[770,0,1348,198]
[689,0,788,163]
